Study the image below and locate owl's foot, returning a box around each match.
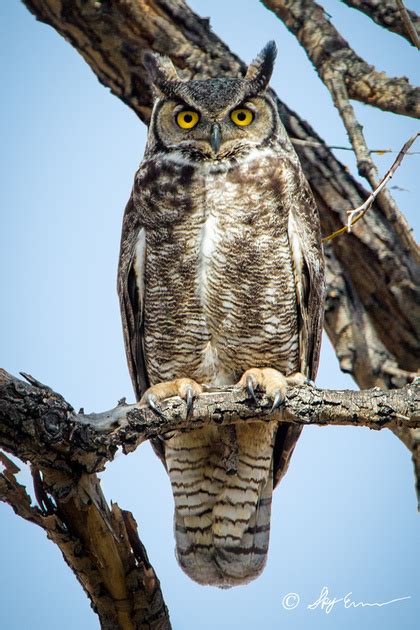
[140,378,203,420]
[237,368,309,412]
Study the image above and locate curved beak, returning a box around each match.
[210,123,222,153]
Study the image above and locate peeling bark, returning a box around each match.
[1,367,419,629]
[0,370,171,630]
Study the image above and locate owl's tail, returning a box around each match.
[165,422,276,587]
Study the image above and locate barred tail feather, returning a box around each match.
[166,422,276,587]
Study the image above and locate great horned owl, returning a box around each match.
[118,42,325,587]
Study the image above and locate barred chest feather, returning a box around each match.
[133,149,300,386]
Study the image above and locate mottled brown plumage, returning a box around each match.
[118,42,325,587]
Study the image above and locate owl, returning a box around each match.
[118,42,325,587]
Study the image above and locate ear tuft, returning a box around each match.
[142,51,180,92]
[245,41,277,92]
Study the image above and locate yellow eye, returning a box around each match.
[230,108,254,127]
[176,110,199,129]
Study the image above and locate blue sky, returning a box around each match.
[1,1,419,629]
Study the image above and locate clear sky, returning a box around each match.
[1,1,419,629]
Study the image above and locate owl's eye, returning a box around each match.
[176,110,200,129]
[230,108,254,127]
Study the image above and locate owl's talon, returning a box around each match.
[185,385,194,419]
[246,375,258,404]
[141,378,202,422]
[270,391,283,412]
[238,367,287,412]
[146,393,167,420]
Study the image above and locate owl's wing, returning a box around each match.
[117,193,149,401]
[273,157,325,487]
[118,192,168,468]
[287,164,325,381]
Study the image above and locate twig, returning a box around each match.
[323,132,420,242]
[290,137,419,155]
[323,65,406,232]
[396,0,420,49]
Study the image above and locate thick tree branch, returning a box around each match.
[0,373,171,630]
[262,0,419,117]
[3,364,417,627]
[342,0,420,48]
[1,370,419,475]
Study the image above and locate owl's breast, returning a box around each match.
[141,153,299,385]
[199,159,299,378]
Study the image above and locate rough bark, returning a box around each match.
[1,370,418,474]
[341,0,420,48]
[262,0,417,245]
[0,370,171,630]
[262,0,419,117]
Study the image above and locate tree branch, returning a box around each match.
[262,0,419,117]
[0,369,171,630]
[1,370,418,475]
[2,362,418,627]
[342,0,420,48]
[7,2,420,626]
[324,132,420,241]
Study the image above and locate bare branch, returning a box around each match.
[263,0,418,226]
[262,0,420,118]
[0,458,171,630]
[323,67,382,184]
[341,0,420,48]
[323,132,420,242]
[1,369,419,475]
[290,137,419,155]
[261,0,419,303]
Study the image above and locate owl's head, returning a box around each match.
[143,42,280,161]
